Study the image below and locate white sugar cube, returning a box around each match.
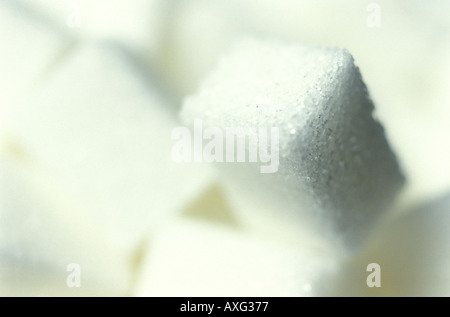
[0,150,131,296]
[134,219,336,296]
[0,0,71,113]
[181,38,404,252]
[15,0,168,58]
[165,0,450,204]
[4,43,215,252]
[160,0,243,95]
[325,192,450,296]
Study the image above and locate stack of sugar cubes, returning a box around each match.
[1,0,450,296]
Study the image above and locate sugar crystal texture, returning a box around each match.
[181,38,405,252]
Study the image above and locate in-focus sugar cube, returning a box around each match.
[181,38,404,252]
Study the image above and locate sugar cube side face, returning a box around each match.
[0,0,72,116]
[181,38,404,252]
[4,43,216,254]
[324,192,450,296]
[133,219,337,297]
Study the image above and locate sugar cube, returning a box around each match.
[325,192,450,296]
[0,0,72,113]
[134,219,336,296]
[4,43,216,252]
[0,149,131,296]
[181,38,404,251]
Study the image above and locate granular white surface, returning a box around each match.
[182,38,405,252]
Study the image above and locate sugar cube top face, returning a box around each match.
[181,38,405,252]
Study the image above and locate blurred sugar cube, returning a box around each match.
[13,0,169,57]
[0,0,72,114]
[3,43,216,265]
[0,149,131,296]
[134,219,337,297]
[325,192,450,296]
